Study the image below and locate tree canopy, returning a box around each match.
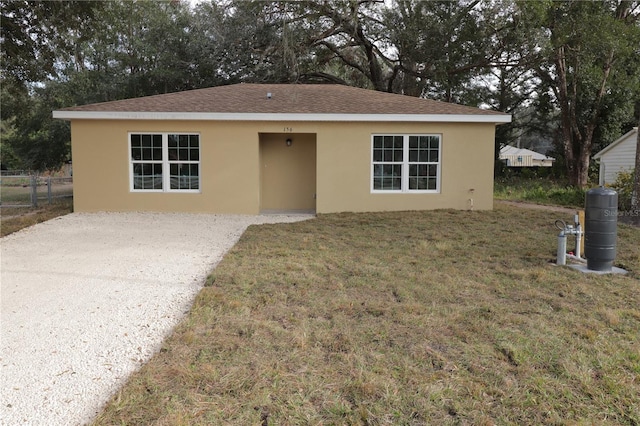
[1,0,639,184]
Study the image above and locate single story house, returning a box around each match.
[499,145,555,167]
[53,84,510,214]
[593,127,638,186]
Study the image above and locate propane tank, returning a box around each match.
[584,187,618,272]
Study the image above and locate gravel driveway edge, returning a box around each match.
[0,212,312,425]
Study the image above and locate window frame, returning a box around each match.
[129,132,201,193]
[371,134,441,194]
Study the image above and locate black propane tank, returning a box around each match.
[584,187,618,271]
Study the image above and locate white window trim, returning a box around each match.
[129,132,201,193]
[371,134,441,194]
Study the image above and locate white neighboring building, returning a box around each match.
[593,127,638,185]
[500,145,555,167]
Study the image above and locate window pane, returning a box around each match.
[373,136,383,149]
[142,147,152,160]
[133,162,162,190]
[168,147,178,161]
[429,150,439,162]
[170,163,199,190]
[131,147,141,160]
[394,136,403,149]
[166,135,200,190]
[375,135,403,164]
[428,178,436,190]
[386,164,401,177]
[190,164,199,189]
[409,136,418,149]
[151,164,163,189]
[142,134,151,147]
[429,137,439,149]
[373,162,402,191]
[406,160,438,191]
[153,147,162,160]
[409,177,417,190]
[178,148,188,161]
[409,177,420,190]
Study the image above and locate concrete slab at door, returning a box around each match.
[260,133,316,212]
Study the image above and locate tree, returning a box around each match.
[1,0,198,171]
[1,0,103,171]
[521,1,640,187]
[0,1,103,89]
[2,84,70,171]
[384,0,495,100]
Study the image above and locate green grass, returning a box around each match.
[495,177,587,208]
[92,205,640,425]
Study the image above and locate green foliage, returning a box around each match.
[384,0,492,100]
[0,1,104,88]
[495,176,586,208]
[517,0,640,187]
[0,119,20,170]
[2,82,71,172]
[609,170,636,212]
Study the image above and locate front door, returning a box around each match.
[260,133,316,212]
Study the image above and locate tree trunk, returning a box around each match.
[562,129,592,188]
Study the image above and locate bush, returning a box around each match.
[494,176,586,208]
[608,170,635,211]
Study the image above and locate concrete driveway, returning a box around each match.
[0,212,311,425]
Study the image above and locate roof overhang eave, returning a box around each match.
[52,111,512,123]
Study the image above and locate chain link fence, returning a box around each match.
[0,173,73,208]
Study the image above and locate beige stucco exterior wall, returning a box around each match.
[69,119,496,214]
[315,122,495,213]
[71,119,263,214]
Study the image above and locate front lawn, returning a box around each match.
[94,204,639,425]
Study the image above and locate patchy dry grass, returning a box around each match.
[93,204,640,425]
[0,198,74,237]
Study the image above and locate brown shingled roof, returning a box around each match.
[58,83,506,116]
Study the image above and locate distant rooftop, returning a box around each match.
[500,145,555,161]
